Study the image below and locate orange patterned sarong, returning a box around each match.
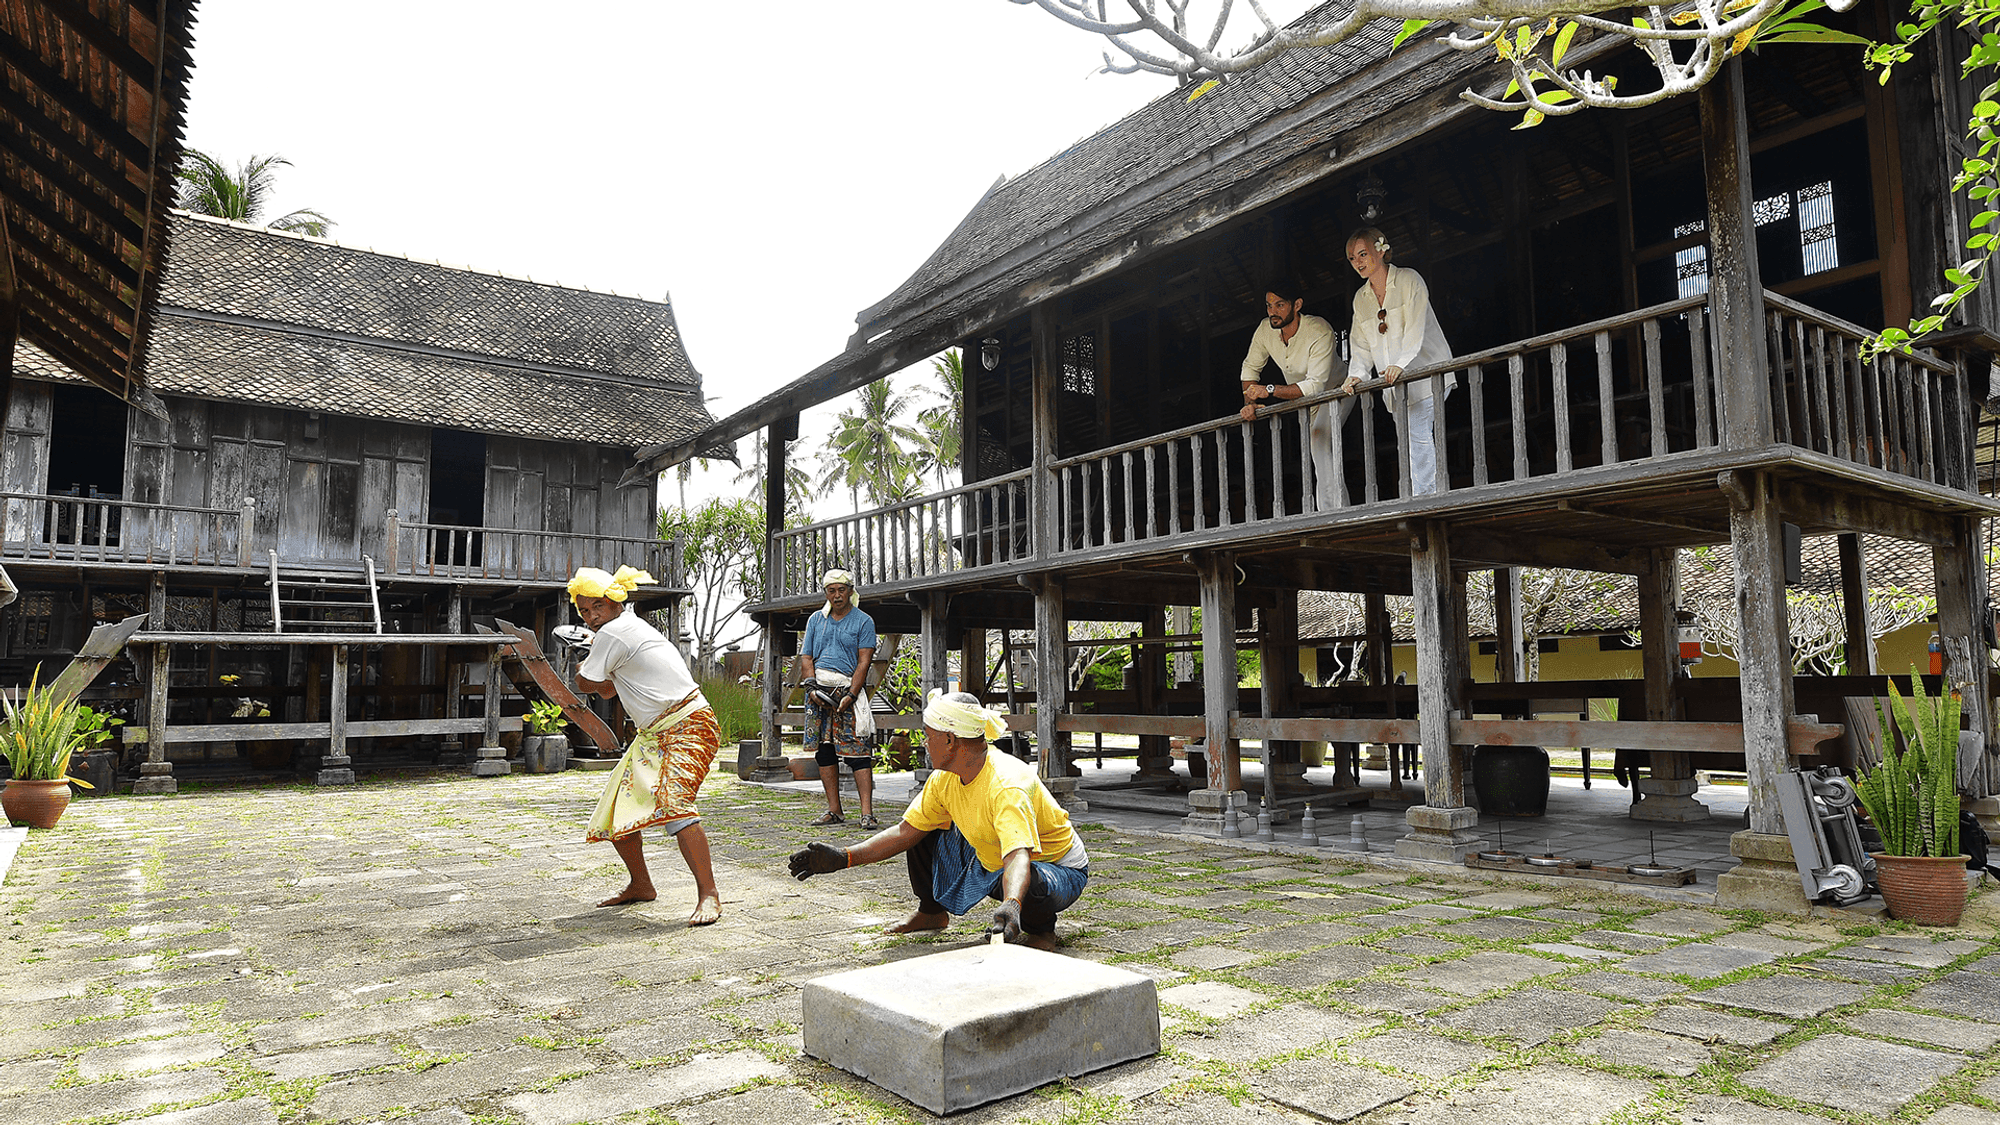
[584,693,719,842]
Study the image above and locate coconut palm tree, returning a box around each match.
[177,150,333,236]
[912,349,964,491]
[817,378,924,509]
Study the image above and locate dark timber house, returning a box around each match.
[635,4,2000,911]
[5,212,722,790]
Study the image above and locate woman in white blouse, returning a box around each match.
[1340,227,1456,495]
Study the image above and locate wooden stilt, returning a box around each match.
[1397,521,1482,860]
[319,643,355,785]
[1185,552,1244,833]
[1838,533,1875,676]
[133,572,176,795]
[1934,514,1994,798]
[1032,575,1084,810]
[1634,548,1707,821]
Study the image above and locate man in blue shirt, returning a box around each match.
[798,568,879,827]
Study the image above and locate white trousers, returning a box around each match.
[1308,396,1355,508]
[1406,393,1440,496]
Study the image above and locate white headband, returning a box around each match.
[923,689,1008,741]
[821,568,859,614]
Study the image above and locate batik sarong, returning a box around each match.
[585,692,719,841]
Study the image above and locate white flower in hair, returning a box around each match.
[1374,236,1390,254]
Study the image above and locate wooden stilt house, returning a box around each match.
[5,212,725,791]
[634,7,2000,911]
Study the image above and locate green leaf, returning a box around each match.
[1550,21,1579,65]
[1975,210,2000,226]
[1514,108,1546,130]
[1391,19,1434,50]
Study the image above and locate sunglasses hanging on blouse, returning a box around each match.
[1376,307,1388,334]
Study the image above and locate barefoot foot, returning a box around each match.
[883,910,950,935]
[596,885,657,908]
[1019,931,1060,952]
[687,894,722,927]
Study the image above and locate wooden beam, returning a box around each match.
[1934,514,1994,796]
[1700,61,1773,450]
[1451,717,1841,757]
[1448,527,1652,574]
[1639,547,1693,781]
[1493,568,1526,683]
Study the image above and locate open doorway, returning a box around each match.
[47,384,129,546]
[428,429,486,565]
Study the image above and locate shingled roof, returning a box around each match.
[18,212,727,452]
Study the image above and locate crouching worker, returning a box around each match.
[787,690,1088,950]
[569,565,723,926]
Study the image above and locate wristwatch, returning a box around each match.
[1265,384,1278,397]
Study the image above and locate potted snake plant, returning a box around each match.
[1,672,96,829]
[1853,671,1969,926]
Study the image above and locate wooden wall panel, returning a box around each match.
[1,382,50,541]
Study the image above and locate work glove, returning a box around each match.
[788,842,847,881]
[988,900,1023,943]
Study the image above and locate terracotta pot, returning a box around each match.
[788,757,817,781]
[2,778,74,829]
[1872,852,1970,927]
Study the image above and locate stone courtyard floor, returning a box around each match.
[3,768,1999,1125]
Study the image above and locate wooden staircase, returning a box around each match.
[479,619,622,756]
[267,550,383,634]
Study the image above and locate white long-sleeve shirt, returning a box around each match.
[1349,265,1455,407]
[1241,313,1336,397]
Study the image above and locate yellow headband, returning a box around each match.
[567,565,656,603]
[923,689,1008,741]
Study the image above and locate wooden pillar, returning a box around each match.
[1260,591,1305,804]
[1701,60,1772,450]
[765,416,796,602]
[1133,606,1176,780]
[319,643,355,785]
[1363,590,1394,777]
[919,593,949,695]
[471,645,510,777]
[1493,569,1527,684]
[1030,305,1060,562]
[1838,533,1876,676]
[1935,514,1994,798]
[1396,522,1483,860]
[133,571,175,796]
[1185,552,1245,832]
[1634,549,1707,821]
[960,628,987,695]
[1030,575,1083,809]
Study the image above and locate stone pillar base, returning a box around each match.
[1714,830,1810,915]
[471,745,512,778]
[132,760,176,797]
[317,755,355,786]
[1043,775,1087,814]
[1629,776,1711,822]
[1270,760,1312,794]
[1182,787,1249,835]
[1969,796,2000,839]
[1361,744,1389,771]
[1394,804,1484,862]
[749,755,793,783]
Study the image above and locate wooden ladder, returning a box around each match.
[267,551,384,634]
[478,619,622,756]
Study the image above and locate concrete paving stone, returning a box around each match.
[1437,915,1565,941]
[1709,931,1828,958]
[1912,972,2000,1019]
[1561,970,1690,1000]
[1845,1008,2000,1051]
[253,1042,402,1081]
[1741,1032,1964,1116]
[1234,909,1310,928]
[503,1049,787,1125]
[1524,942,1627,962]
[675,1083,858,1125]
[1925,1108,2000,1125]
[1176,1003,1378,1062]
[1618,943,1777,979]
[1341,1027,1497,1077]
[0,1011,196,1061]
[1698,975,1871,1019]
[1182,889,1263,908]
[77,1032,230,1078]
[250,999,488,1052]
[1641,1005,1789,1046]
[1170,945,1265,971]
[1243,947,1406,990]
[1567,929,1679,952]
[310,1045,590,1120]
[1357,903,1479,927]
[1529,908,1605,924]
[1069,1054,1191,1101]
[1622,909,1733,936]
[1572,1028,1711,1076]
[0,1056,62,1096]
[1459,891,1559,910]
[1841,935,1986,969]
[1231,922,1369,952]
[1376,934,1458,957]
[1384,1063,1649,1125]
[1091,918,1241,954]
[1326,980,1453,1015]
[1226,865,1314,882]
[1663,1095,1833,1124]
[410,1014,552,1054]
[125,1097,281,1125]
[6,1067,228,1123]
[1253,1057,1414,1122]
[1131,1090,1316,1125]
[1311,893,1404,913]
[0,993,128,1031]
[1805,956,1927,985]
[1441,986,1623,1046]
[1396,951,1566,996]
[1975,1073,2000,1100]
[727,990,808,1034]
[1159,980,1268,1018]
[1078,905,1175,928]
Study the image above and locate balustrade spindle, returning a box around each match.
[1144,446,1158,539]
[1394,385,1413,498]
[1508,354,1529,482]
[1121,451,1136,542]
[1643,319,1667,458]
[1689,307,1714,447]
[1167,440,1182,536]
[1809,324,1833,455]
[1191,431,1206,531]
[1362,396,1380,502]
[1470,364,1488,486]
[1594,332,1617,465]
[1552,344,1572,473]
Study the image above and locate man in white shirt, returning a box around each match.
[1239,282,1348,508]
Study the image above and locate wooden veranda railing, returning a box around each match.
[765,291,1973,601]
[0,491,254,567]
[382,510,685,587]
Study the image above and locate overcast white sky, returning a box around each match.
[178,2,1308,506]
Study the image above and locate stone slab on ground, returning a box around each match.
[1572,1028,1711,1076]
[1169,945,1264,971]
[1341,1028,1497,1077]
[1622,909,1731,935]
[1617,943,1776,979]
[126,1098,281,1125]
[1841,936,1986,969]
[1808,956,1926,985]
[1559,971,1690,1001]
[1384,1064,1650,1125]
[1844,1008,2000,1051]
[1438,986,1622,1046]
[802,944,1159,1114]
[310,1045,589,1121]
[1663,1095,1836,1125]
[1253,1057,1414,1122]
[1397,951,1565,996]
[1567,930,1677,953]
[672,1084,857,1125]
[1910,972,2000,1020]
[1641,1005,1789,1046]
[502,1049,787,1125]
[1696,975,1870,1018]
[1927,1107,2000,1125]
[1230,922,1368,952]
[1173,1003,1377,1062]
[252,1043,402,1081]
[7,1069,228,1123]
[1740,1032,1963,1116]
[1242,946,1404,990]
[1157,980,1265,1018]
[1338,980,1453,1015]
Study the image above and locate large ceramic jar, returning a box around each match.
[1472,745,1550,817]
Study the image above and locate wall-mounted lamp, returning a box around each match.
[979,337,1002,371]
[1357,170,1387,223]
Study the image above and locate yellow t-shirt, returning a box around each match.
[903,750,1077,872]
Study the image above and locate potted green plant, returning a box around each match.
[1853,672,1968,926]
[521,700,570,773]
[0,672,97,828]
[70,704,124,795]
